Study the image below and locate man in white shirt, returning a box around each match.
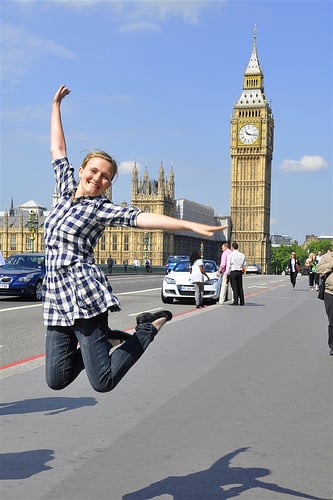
[226,242,246,306]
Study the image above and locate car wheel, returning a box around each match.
[161,290,173,304]
[34,280,43,301]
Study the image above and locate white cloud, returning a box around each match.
[41,0,218,20]
[130,0,210,24]
[279,155,328,173]
[115,0,224,32]
[119,160,142,175]
[1,24,77,82]
[118,20,161,33]
[35,0,225,31]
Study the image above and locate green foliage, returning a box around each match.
[305,240,332,254]
[271,241,332,274]
[271,246,293,274]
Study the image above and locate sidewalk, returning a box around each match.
[1,284,332,500]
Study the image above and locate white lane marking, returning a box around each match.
[128,307,162,318]
[0,288,162,313]
[117,288,160,296]
[0,304,42,313]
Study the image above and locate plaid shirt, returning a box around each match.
[42,157,141,326]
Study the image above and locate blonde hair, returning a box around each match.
[81,150,118,181]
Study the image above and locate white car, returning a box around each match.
[161,259,221,304]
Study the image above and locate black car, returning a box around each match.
[0,253,45,301]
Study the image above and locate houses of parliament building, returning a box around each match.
[0,30,273,272]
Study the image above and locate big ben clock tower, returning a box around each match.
[230,28,274,273]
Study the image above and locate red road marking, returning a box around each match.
[0,282,285,372]
[0,353,45,371]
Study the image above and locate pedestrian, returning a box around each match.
[316,249,333,355]
[107,256,114,274]
[123,259,128,273]
[226,242,246,305]
[44,84,227,393]
[287,251,301,290]
[316,250,323,263]
[133,258,139,273]
[189,251,210,308]
[305,252,319,291]
[145,258,151,273]
[218,242,232,304]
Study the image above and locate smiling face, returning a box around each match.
[76,156,116,198]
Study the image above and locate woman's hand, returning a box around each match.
[53,84,71,104]
[190,223,228,238]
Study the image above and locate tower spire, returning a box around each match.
[9,197,15,216]
[237,27,266,106]
[245,25,262,77]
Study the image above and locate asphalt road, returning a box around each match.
[1,274,332,500]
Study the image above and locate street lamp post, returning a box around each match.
[27,211,38,253]
[143,232,149,261]
[200,241,204,259]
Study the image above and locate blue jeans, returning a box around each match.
[45,312,156,392]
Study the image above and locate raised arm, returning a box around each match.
[50,84,71,160]
[137,212,227,238]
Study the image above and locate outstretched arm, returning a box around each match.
[50,84,71,160]
[137,212,227,238]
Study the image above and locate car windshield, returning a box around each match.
[5,255,45,269]
[173,260,217,273]
[204,261,217,272]
[173,261,190,272]
[168,256,187,264]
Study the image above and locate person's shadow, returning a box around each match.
[0,397,98,480]
[123,447,330,500]
[0,449,54,479]
[0,396,97,416]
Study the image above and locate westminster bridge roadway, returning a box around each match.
[0,274,332,500]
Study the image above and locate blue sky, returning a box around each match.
[1,0,332,245]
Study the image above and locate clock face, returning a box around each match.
[239,124,259,144]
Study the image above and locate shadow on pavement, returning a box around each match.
[123,447,330,500]
[0,449,54,479]
[0,396,97,416]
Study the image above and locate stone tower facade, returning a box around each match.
[130,162,176,265]
[230,28,274,273]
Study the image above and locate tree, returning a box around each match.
[271,245,307,274]
[305,240,332,254]
[271,241,332,274]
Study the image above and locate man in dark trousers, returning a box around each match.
[107,257,114,274]
[226,242,246,306]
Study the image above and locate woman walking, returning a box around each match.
[305,252,319,291]
[44,84,226,393]
[287,251,301,290]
